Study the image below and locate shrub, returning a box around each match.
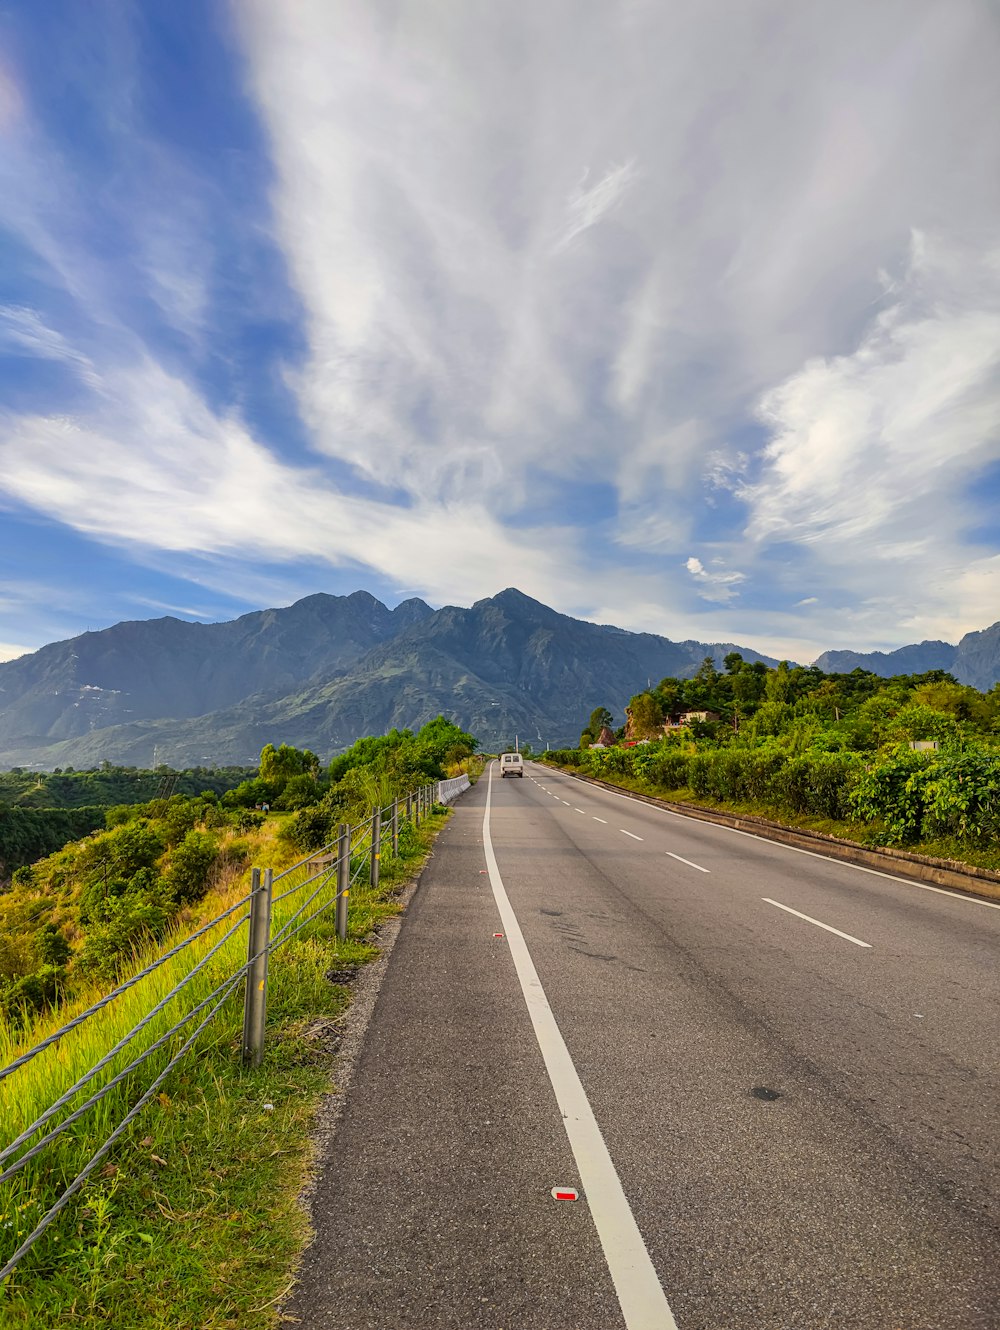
[1,964,66,1019]
[280,806,337,854]
[33,923,71,966]
[276,773,322,811]
[850,748,930,843]
[165,831,218,905]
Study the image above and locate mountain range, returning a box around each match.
[0,589,777,768]
[813,623,1000,692]
[1,589,998,770]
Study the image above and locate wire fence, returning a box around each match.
[0,777,454,1286]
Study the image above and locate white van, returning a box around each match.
[500,752,524,778]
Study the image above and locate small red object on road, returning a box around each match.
[493,932,504,938]
[551,1187,579,1201]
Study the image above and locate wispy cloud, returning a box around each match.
[555,159,638,251]
[0,1,998,662]
[685,556,747,604]
[743,234,1000,642]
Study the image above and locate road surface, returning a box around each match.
[287,761,1000,1329]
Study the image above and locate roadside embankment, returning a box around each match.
[0,805,452,1330]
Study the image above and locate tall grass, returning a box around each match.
[0,802,437,1317]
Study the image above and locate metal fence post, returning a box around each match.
[336,823,350,941]
[242,866,273,1067]
[370,807,381,889]
[392,798,399,856]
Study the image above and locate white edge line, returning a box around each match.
[762,897,872,948]
[666,851,709,874]
[620,829,643,841]
[550,770,1000,912]
[483,767,678,1330]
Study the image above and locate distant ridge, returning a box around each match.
[814,621,1000,692]
[3,590,999,770]
[0,588,775,768]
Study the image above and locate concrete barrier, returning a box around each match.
[437,773,471,805]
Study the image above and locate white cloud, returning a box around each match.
[555,159,638,251]
[743,234,1000,642]
[0,306,101,388]
[685,555,747,604]
[231,1,1000,629]
[2,1,1000,662]
[0,352,602,615]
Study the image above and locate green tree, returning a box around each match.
[259,744,320,783]
[588,707,614,735]
[629,692,664,739]
[766,661,792,704]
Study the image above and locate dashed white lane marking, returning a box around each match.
[593,817,608,824]
[483,768,679,1330]
[551,770,1000,913]
[620,829,643,841]
[762,897,872,948]
[562,800,572,805]
[666,851,709,874]
[575,808,587,814]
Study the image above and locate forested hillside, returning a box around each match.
[0,719,476,1022]
[0,766,254,880]
[556,658,1000,861]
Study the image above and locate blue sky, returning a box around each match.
[2,1,999,664]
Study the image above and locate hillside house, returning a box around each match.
[664,710,721,729]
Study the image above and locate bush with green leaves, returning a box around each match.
[165,830,219,905]
[850,744,1000,844]
[1,963,66,1020]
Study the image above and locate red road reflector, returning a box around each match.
[479,870,488,874]
[551,1187,579,1201]
[493,932,504,939]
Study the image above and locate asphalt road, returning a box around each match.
[287,762,1000,1330]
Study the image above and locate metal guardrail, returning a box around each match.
[0,778,455,1285]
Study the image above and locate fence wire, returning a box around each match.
[0,785,439,1284]
[0,910,251,1171]
[0,969,246,1285]
[0,889,255,1085]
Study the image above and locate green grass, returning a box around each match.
[0,808,449,1329]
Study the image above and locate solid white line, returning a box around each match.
[620,829,643,841]
[666,852,709,874]
[483,769,678,1330]
[553,771,1000,913]
[762,897,872,948]
[593,816,608,824]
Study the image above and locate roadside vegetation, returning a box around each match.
[0,720,476,1022]
[0,717,478,1327]
[550,662,1000,871]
